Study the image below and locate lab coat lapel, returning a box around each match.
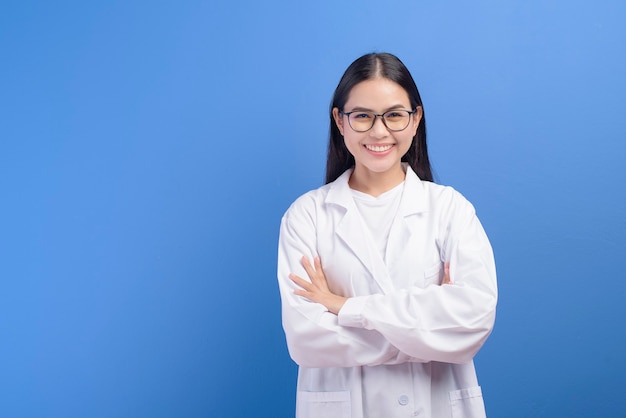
[326,170,394,294]
[386,166,429,265]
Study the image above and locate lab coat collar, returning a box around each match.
[325,164,429,215]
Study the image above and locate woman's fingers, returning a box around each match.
[314,256,323,272]
[289,256,322,291]
[290,256,347,315]
[300,256,328,287]
[442,262,453,285]
[301,256,317,280]
[289,272,313,291]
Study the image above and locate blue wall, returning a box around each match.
[1,1,625,416]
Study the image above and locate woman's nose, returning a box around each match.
[370,116,389,137]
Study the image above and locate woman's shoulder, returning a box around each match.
[283,170,352,217]
[413,178,476,217]
[421,180,465,199]
[282,182,334,219]
[404,165,467,204]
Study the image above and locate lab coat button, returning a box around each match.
[398,395,409,405]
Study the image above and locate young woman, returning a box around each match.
[277,52,497,418]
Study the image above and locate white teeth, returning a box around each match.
[365,144,393,152]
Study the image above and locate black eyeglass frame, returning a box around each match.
[339,108,418,132]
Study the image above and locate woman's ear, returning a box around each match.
[332,107,344,136]
[412,106,423,135]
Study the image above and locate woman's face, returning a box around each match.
[333,77,421,180]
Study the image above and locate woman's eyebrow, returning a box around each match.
[347,104,408,112]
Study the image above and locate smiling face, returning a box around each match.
[332,77,422,189]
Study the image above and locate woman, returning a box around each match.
[277,52,497,418]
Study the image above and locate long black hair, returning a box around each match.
[325,52,433,184]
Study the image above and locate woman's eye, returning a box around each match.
[386,112,403,119]
[353,113,372,119]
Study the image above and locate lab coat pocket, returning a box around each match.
[296,391,351,418]
[423,261,443,287]
[449,386,486,418]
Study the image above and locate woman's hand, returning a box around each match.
[289,256,347,315]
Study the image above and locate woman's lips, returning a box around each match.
[364,144,394,153]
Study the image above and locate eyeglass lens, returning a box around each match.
[348,111,411,132]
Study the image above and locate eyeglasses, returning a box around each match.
[340,109,417,132]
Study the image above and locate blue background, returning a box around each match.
[2,1,625,417]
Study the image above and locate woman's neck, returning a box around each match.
[349,164,406,197]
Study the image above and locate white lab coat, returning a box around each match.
[277,165,497,418]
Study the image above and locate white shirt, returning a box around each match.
[277,165,497,418]
[351,181,404,261]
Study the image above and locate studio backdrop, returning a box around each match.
[1,1,625,417]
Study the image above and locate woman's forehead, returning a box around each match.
[344,78,411,109]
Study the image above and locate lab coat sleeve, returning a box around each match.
[337,194,497,364]
[278,196,409,368]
